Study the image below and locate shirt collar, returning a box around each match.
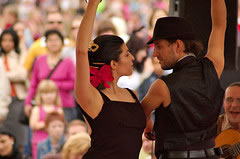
[177,53,196,62]
[221,115,233,131]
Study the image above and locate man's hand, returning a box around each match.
[144,117,155,141]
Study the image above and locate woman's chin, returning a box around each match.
[127,71,133,76]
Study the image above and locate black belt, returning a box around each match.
[159,148,216,158]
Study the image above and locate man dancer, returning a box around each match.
[142,0,227,158]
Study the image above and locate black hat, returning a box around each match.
[147,16,195,44]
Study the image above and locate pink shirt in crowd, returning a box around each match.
[25,55,75,108]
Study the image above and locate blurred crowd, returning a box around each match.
[0,0,170,158]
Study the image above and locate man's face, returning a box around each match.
[46,12,64,31]
[224,86,240,126]
[153,39,178,70]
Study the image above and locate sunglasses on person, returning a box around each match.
[48,21,63,24]
[71,26,79,30]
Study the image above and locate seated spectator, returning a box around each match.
[62,132,91,159]
[37,112,65,159]
[217,82,240,133]
[216,82,240,158]
[0,125,23,159]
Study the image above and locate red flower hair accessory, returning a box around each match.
[90,65,114,88]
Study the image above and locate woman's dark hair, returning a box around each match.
[127,34,147,73]
[45,29,64,44]
[0,28,20,54]
[88,35,124,67]
[167,39,203,57]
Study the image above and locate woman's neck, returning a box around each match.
[42,103,55,107]
[105,77,121,94]
[47,53,61,69]
[48,52,61,59]
[42,104,55,111]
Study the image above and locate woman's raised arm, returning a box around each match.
[75,0,102,112]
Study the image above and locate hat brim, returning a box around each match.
[147,33,195,45]
[147,37,160,44]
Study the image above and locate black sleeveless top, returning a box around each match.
[80,88,146,159]
[154,56,224,157]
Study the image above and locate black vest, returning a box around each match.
[154,56,224,157]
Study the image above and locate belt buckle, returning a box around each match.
[167,151,188,158]
[189,150,205,158]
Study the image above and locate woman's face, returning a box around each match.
[46,33,63,54]
[0,135,14,157]
[1,34,14,53]
[115,43,135,76]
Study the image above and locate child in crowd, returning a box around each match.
[29,79,63,159]
[37,112,65,159]
[62,132,91,159]
[65,119,88,140]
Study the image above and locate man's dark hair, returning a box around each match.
[167,39,203,57]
